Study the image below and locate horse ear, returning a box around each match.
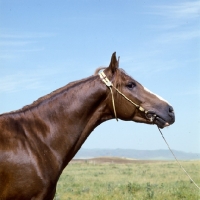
[108,52,119,73]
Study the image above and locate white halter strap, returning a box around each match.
[99,71,118,120]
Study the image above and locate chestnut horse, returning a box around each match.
[0,52,175,200]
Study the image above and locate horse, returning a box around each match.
[0,52,175,200]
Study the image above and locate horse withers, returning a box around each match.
[0,52,175,200]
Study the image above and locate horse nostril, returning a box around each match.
[168,106,175,123]
[169,106,174,113]
[168,106,175,121]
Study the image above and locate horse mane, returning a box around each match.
[94,67,106,75]
[2,66,128,116]
[3,76,95,115]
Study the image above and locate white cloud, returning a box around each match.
[0,73,43,93]
[0,67,60,93]
[150,1,200,20]
[0,40,36,46]
[0,32,55,56]
[0,32,55,39]
[138,1,200,61]
[147,1,200,37]
[0,32,55,48]
[154,29,200,44]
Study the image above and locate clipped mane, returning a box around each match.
[4,76,95,115]
[3,65,128,116]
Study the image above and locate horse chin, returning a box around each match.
[133,115,170,129]
[144,111,172,129]
[154,116,170,129]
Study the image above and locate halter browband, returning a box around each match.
[99,71,155,122]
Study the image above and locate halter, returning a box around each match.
[99,70,200,191]
[99,71,156,122]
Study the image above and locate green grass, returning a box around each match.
[54,159,200,200]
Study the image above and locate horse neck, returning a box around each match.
[28,75,111,168]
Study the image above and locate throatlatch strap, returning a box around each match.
[99,71,118,120]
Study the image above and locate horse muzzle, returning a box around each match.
[145,106,175,129]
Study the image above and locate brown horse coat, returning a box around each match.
[0,53,175,199]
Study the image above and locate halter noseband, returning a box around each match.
[99,71,156,122]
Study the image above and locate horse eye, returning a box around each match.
[126,82,136,89]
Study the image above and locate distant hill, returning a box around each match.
[74,148,200,160]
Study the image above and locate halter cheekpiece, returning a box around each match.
[99,70,156,122]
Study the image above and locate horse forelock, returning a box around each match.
[94,67,128,92]
[94,67,106,75]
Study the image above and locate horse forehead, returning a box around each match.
[143,86,169,104]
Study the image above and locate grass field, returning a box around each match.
[54,158,200,200]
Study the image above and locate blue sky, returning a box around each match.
[0,0,199,153]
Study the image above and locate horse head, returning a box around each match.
[100,52,175,129]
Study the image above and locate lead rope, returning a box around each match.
[157,126,200,190]
[100,70,200,190]
[99,70,200,191]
